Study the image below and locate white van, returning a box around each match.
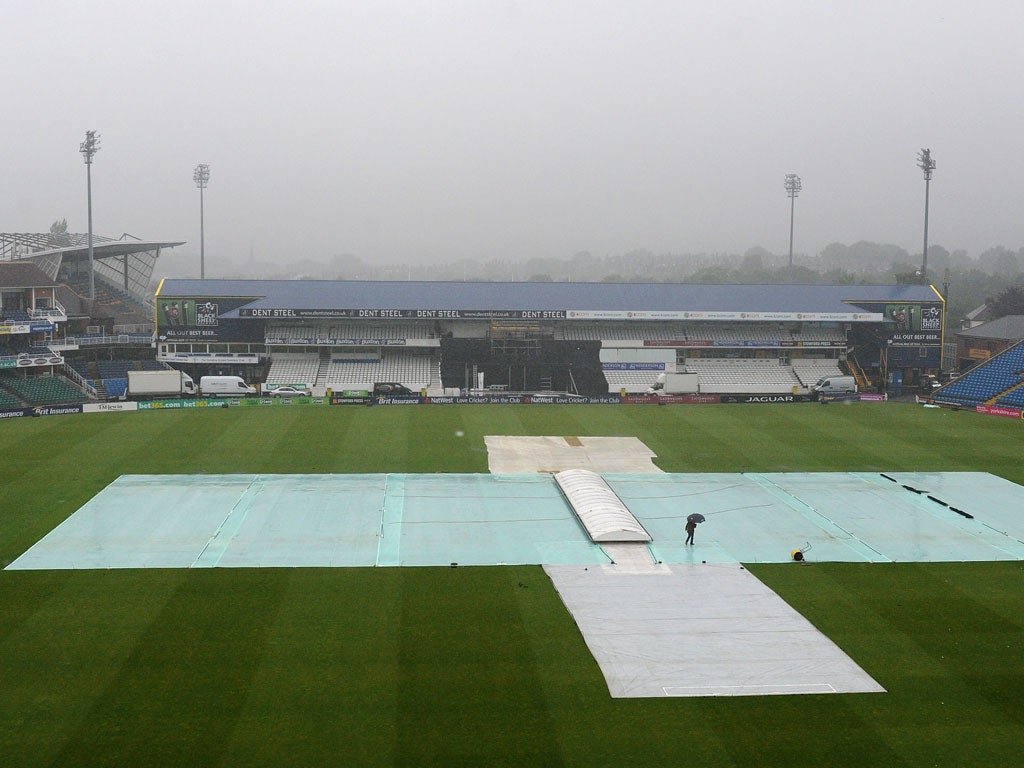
[812,375,857,397]
[199,375,257,397]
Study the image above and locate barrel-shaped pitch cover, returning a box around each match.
[554,469,652,543]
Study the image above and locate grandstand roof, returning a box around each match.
[158,279,941,320]
[1,233,184,262]
[957,315,1024,340]
[0,261,57,288]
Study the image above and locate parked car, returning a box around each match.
[266,386,307,397]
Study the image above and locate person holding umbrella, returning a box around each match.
[685,513,705,545]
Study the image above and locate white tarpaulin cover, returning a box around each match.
[484,435,661,474]
[554,469,651,542]
[545,562,886,698]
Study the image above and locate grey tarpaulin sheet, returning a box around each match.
[545,562,886,698]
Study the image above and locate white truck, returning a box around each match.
[126,369,197,399]
[199,375,257,397]
[647,372,700,395]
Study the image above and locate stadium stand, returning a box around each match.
[266,353,321,387]
[318,350,437,390]
[555,322,837,344]
[61,358,171,400]
[149,279,943,396]
[603,370,664,393]
[684,358,803,392]
[61,274,152,325]
[267,322,435,342]
[791,359,845,387]
[934,341,1024,407]
[0,373,89,405]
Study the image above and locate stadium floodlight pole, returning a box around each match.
[79,130,101,302]
[917,148,935,280]
[193,163,210,279]
[784,173,802,269]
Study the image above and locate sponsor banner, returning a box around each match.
[566,310,630,320]
[30,322,56,333]
[0,324,31,335]
[0,408,30,418]
[975,404,1023,419]
[420,395,621,405]
[525,395,620,404]
[330,396,373,405]
[239,396,320,406]
[644,339,708,347]
[12,355,65,368]
[425,395,521,404]
[30,404,84,416]
[157,296,264,343]
[375,396,423,405]
[794,340,838,347]
[240,308,567,320]
[265,338,408,346]
[712,340,781,347]
[888,332,941,346]
[0,358,17,368]
[569,310,882,322]
[83,402,139,413]
[858,393,887,402]
[159,352,261,364]
[138,398,244,409]
[602,362,666,370]
[818,392,861,402]
[621,394,721,404]
[720,394,812,404]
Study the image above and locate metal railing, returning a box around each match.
[29,300,67,319]
[61,363,99,398]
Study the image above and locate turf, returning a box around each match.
[1,403,1023,767]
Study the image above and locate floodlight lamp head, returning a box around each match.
[79,130,101,163]
[784,173,802,197]
[193,163,211,188]
[917,148,935,180]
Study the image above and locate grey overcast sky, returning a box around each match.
[6,0,1024,275]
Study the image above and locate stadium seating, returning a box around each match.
[936,342,1024,407]
[791,359,845,387]
[318,350,437,390]
[0,387,22,408]
[603,370,663,393]
[62,359,170,399]
[267,322,435,342]
[684,358,803,392]
[62,275,151,320]
[0,373,89,405]
[266,353,321,387]
[556,322,845,346]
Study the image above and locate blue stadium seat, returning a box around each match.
[937,342,1024,407]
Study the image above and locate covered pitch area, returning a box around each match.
[10,436,1024,701]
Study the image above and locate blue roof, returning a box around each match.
[157,279,941,318]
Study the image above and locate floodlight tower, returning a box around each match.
[917,148,935,280]
[193,163,210,279]
[79,130,101,301]
[784,173,802,269]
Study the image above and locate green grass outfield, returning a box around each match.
[2,403,1023,767]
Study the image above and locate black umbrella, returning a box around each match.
[687,513,706,524]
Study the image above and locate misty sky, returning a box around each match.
[6,1,1024,277]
